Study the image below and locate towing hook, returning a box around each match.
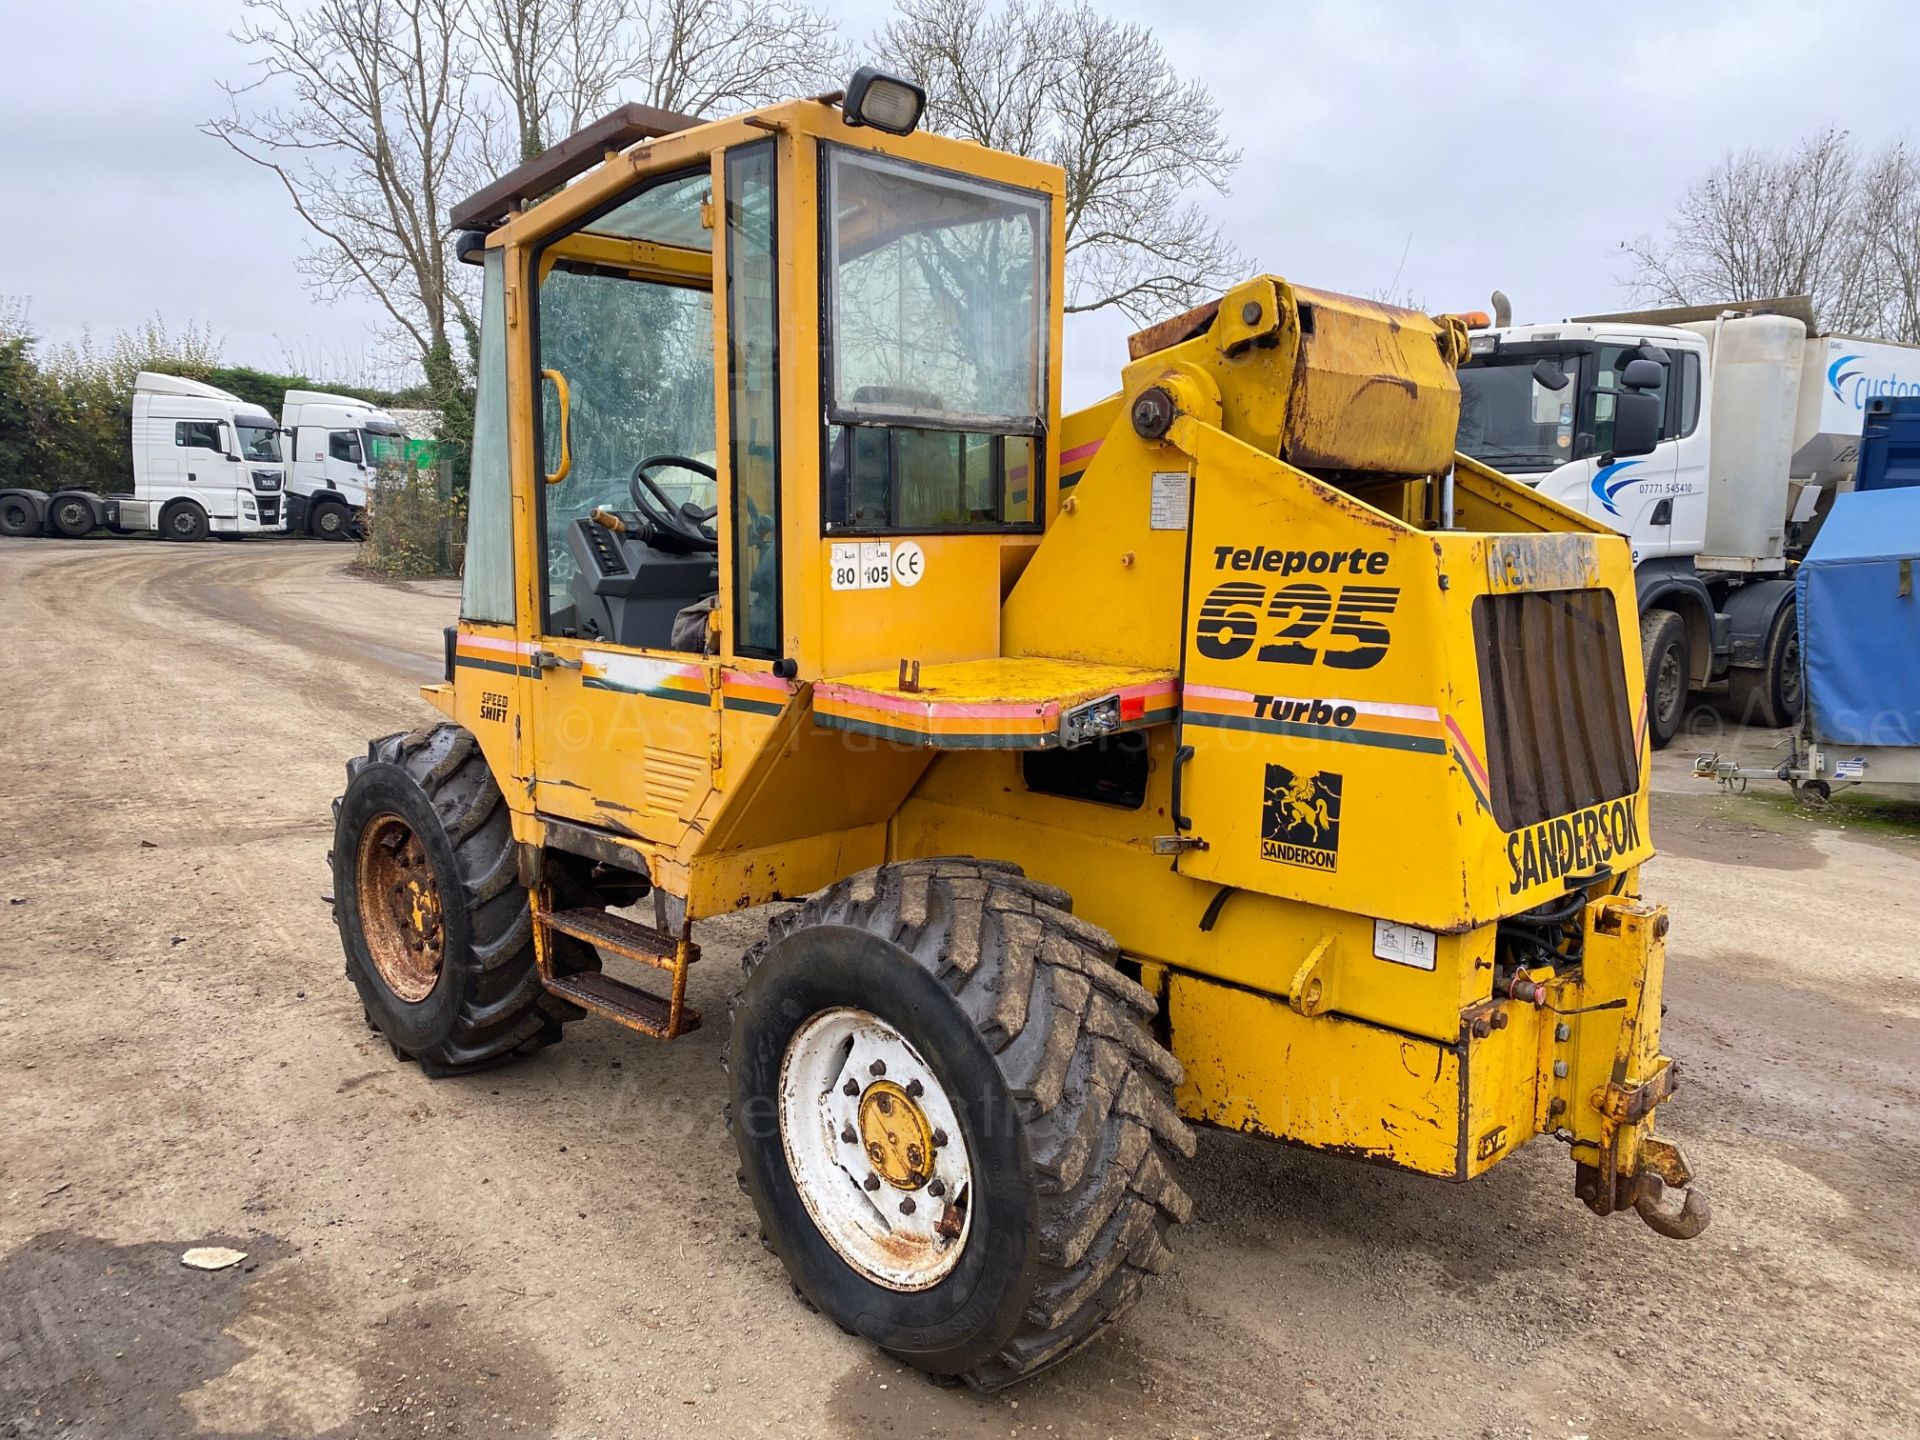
[1634,1174,1712,1241]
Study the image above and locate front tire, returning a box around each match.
[159,500,209,543]
[1640,608,1690,750]
[728,860,1194,1390]
[311,500,352,540]
[331,724,596,1074]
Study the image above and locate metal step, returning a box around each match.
[541,905,699,971]
[543,970,700,1039]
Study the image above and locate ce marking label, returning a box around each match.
[830,540,926,591]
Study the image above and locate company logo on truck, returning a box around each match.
[1590,459,1644,517]
[1828,352,1920,409]
[1260,764,1342,871]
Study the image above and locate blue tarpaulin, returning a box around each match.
[1797,487,1920,747]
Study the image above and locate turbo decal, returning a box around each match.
[1505,797,1644,894]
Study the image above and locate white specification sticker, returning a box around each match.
[1373,919,1437,971]
[891,540,925,587]
[859,541,892,588]
[829,542,862,590]
[1149,470,1190,530]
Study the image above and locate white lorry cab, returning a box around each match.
[281,390,409,539]
[0,371,289,542]
[1456,296,1920,746]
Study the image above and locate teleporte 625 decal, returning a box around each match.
[1195,547,1399,671]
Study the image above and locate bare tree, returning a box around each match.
[205,0,489,380]
[1621,127,1920,340]
[465,0,845,166]
[878,0,1246,323]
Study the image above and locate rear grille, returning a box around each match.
[1472,589,1638,831]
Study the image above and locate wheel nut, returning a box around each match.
[864,1173,880,1192]
[899,1197,915,1215]
[904,1077,923,1098]
[868,1059,886,1077]
[841,1124,856,1144]
[843,1078,859,1096]
[928,1177,945,1198]
[932,1128,948,1148]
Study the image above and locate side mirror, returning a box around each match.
[1530,359,1571,392]
[1621,357,1664,391]
[226,452,243,463]
[1612,389,1661,458]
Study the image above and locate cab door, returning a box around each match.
[520,160,726,847]
[1584,340,1678,557]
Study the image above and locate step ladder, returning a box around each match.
[530,887,700,1039]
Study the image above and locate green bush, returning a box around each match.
[359,464,466,579]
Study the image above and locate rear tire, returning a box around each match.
[728,859,1194,1390]
[0,492,42,538]
[159,499,209,543]
[1728,601,1802,730]
[47,492,98,539]
[1640,608,1689,750]
[311,500,352,540]
[331,723,597,1075]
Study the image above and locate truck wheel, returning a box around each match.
[0,492,42,537]
[1640,609,1690,750]
[1729,602,1802,729]
[728,859,1194,1390]
[159,500,209,543]
[311,500,352,540]
[48,493,98,538]
[332,724,597,1075]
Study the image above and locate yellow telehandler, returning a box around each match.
[330,69,1708,1390]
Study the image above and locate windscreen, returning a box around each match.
[826,148,1048,428]
[236,422,283,463]
[1457,357,1578,472]
[364,431,409,468]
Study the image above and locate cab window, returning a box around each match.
[329,431,364,465]
[176,421,222,451]
[821,146,1049,534]
[532,165,719,651]
[1592,344,1668,455]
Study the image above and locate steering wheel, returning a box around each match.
[629,454,719,553]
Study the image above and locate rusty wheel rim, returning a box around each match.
[355,812,445,1004]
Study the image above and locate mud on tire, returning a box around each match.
[727,858,1194,1390]
[331,722,598,1075]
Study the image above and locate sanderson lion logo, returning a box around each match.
[1261,764,1342,872]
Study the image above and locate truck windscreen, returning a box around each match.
[237,422,284,462]
[1457,356,1580,472]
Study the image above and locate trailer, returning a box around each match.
[0,372,288,541]
[1455,296,1920,746]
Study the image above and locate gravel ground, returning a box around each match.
[2,537,1916,1439]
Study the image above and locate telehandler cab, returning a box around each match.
[331,69,1708,1389]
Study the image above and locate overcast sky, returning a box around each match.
[6,1,1918,406]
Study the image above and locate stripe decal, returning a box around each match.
[1182,684,1448,754]
[1183,710,1446,754]
[813,674,1179,749]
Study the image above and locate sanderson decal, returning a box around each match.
[1261,764,1342,872]
[1506,797,1643,894]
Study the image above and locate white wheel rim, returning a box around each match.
[778,1006,974,1291]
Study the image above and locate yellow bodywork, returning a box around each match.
[422,94,1700,1227]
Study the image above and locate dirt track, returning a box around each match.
[3,537,1918,1440]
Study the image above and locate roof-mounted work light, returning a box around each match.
[841,67,926,135]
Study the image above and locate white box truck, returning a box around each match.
[0,371,288,541]
[280,390,410,540]
[1454,295,1920,746]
